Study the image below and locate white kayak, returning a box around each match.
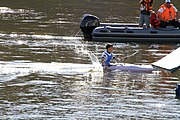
[109,63,155,72]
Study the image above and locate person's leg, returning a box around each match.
[160,21,167,28]
[145,15,150,28]
[175,21,180,28]
[139,14,144,27]
[171,20,180,28]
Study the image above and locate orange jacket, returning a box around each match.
[159,4,177,21]
[150,12,160,28]
[141,0,153,12]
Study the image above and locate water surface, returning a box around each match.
[0,0,180,119]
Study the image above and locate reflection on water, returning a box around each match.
[0,0,180,119]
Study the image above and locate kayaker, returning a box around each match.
[139,0,154,28]
[157,0,180,28]
[101,44,117,68]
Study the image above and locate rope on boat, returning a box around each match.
[75,29,81,37]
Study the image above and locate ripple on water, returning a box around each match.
[0,34,179,119]
[0,0,180,119]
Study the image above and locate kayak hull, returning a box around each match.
[109,63,155,73]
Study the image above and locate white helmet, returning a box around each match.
[165,0,171,3]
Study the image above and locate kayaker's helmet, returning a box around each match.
[80,14,100,40]
[165,0,171,3]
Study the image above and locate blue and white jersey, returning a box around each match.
[102,51,114,66]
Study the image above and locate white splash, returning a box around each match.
[0,61,103,82]
[0,7,14,14]
[74,44,103,74]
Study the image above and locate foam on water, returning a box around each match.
[0,32,178,119]
[0,33,104,80]
[0,33,83,40]
[0,33,103,82]
[0,61,103,82]
[0,7,14,14]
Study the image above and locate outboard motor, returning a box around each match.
[175,83,180,99]
[80,14,100,40]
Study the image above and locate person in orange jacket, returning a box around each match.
[150,11,160,28]
[139,0,154,28]
[157,0,179,28]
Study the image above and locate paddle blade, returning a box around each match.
[152,47,180,73]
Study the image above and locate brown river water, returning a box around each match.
[0,0,180,119]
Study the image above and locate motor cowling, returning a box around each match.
[80,14,100,40]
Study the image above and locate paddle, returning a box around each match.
[115,50,139,65]
[123,50,139,59]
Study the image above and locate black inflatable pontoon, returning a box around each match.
[80,14,180,43]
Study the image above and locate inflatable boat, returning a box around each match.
[80,14,180,43]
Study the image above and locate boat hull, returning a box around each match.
[80,14,180,42]
[92,26,180,43]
